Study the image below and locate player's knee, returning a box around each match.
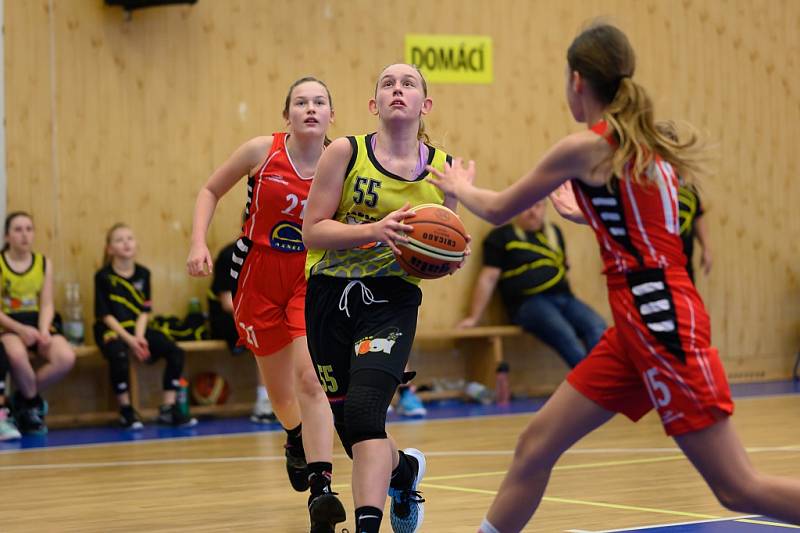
[53,344,76,369]
[514,416,560,470]
[344,384,390,444]
[709,475,761,514]
[4,345,29,364]
[296,364,326,400]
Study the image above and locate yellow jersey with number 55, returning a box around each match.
[305,133,451,283]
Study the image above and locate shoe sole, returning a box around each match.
[309,493,346,532]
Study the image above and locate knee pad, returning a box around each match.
[343,369,398,445]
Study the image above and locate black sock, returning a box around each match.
[390,449,417,490]
[355,506,382,533]
[307,461,332,497]
[284,423,304,455]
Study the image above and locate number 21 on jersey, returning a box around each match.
[281,194,307,219]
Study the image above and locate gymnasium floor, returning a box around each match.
[1,381,798,532]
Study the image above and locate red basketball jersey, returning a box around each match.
[241,132,313,252]
[572,121,686,275]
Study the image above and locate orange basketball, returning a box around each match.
[395,204,468,279]
[191,372,230,406]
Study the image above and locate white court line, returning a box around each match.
[565,514,761,532]
[0,392,797,457]
[1,445,798,472]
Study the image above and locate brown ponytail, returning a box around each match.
[568,23,705,183]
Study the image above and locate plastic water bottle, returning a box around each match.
[495,361,511,406]
[187,297,202,315]
[63,282,85,346]
[176,377,190,418]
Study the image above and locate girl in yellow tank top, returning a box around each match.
[302,63,470,533]
[0,212,75,434]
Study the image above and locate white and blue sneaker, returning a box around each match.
[0,407,21,441]
[396,389,427,417]
[388,448,426,533]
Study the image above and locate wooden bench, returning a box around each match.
[46,326,561,428]
[49,340,257,427]
[412,325,532,401]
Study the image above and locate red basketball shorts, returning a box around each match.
[567,268,734,436]
[231,245,307,356]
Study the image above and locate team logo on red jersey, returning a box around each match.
[265,174,289,185]
[269,221,305,252]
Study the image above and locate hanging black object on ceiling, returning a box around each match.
[105,0,198,11]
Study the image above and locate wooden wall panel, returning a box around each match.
[4,0,799,378]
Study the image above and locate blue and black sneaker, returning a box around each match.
[388,448,426,533]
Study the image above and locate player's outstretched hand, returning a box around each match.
[426,157,476,198]
[549,181,587,224]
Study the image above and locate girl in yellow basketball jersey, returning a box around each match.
[0,212,75,434]
[303,63,465,533]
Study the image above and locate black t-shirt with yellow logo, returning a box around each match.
[482,223,571,317]
[94,264,152,332]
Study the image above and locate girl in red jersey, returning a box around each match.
[186,77,345,532]
[428,23,800,532]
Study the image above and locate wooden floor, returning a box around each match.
[1,394,798,532]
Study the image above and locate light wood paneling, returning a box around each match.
[4,1,799,380]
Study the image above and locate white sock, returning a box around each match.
[256,386,268,402]
[480,517,501,533]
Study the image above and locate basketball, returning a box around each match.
[191,372,230,406]
[395,204,468,279]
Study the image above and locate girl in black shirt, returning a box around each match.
[94,223,195,429]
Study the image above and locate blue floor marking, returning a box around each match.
[595,515,794,531]
[0,379,797,452]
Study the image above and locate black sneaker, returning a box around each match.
[119,406,144,430]
[156,404,198,428]
[32,394,48,418]
[16,406,47,435]
[308,491,346,533]
[285,443,310,491]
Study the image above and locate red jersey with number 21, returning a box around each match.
[241,132,311,252]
